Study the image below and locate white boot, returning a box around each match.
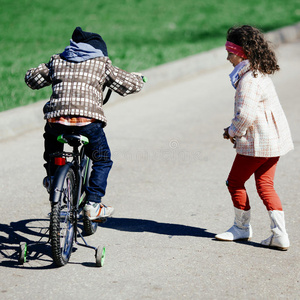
[261,210,290,250]
[215,207,253,241]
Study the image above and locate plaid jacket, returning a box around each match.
[229,71,294,157]
[25,55,144,125]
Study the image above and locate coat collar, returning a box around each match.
[229,60,251,89]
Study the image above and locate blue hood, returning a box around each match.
[60,40,106,62]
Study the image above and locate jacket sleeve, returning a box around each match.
[25,60,52,90]
[229,75,260,137]
[104,59,144,96]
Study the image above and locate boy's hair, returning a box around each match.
[227,25,280,76]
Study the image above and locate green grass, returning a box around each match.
[0,0,300,111]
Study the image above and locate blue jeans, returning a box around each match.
[44,122,113,203]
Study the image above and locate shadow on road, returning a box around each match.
[0,217,215,269]
[0,220,54,269]
[101,217,267,249]
[101,217,216,238]
[0,217,267,269]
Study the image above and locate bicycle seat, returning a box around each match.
[57,134,89,147]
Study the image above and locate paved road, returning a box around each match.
[0,40,299,299]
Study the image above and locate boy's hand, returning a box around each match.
[131,72,147,83]
[131,72,142,76]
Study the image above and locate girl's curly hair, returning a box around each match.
[227,25,280,76]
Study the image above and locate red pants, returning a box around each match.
[227,154,282,211]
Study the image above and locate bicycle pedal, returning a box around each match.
[93,218,107,223]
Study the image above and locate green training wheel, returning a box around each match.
[95,246,106,267]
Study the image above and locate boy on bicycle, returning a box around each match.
[25,27,144,220]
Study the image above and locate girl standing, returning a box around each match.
[215,25,294,250]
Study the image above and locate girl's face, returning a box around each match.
[227,51,244,67]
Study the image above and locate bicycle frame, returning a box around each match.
[49,136,88,208]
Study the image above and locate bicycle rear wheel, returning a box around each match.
[50,168,76,267]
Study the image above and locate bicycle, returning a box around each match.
[18,76,147,267]
[19,133,107,267]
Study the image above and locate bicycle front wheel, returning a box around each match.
[50,168,76,267]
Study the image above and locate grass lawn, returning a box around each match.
[1,0,300,111]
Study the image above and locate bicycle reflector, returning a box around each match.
[54,157,66,166]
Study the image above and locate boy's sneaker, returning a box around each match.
[43,176,54,193]
[84,202,114,220]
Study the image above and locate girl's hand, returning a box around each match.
[223,127,236,144]
[229,136,236,144]
[223,127,230,139]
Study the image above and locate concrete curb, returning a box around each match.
[1,22,300,142]
[141,22,300,92]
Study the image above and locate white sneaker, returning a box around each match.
[84,203,114,220]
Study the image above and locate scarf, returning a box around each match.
[60,40,105,63]
[229,60,251,89]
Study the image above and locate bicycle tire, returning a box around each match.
[81,157,98,236]
[50,167,76,267]
[83,214,98,236]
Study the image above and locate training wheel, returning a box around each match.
[95,246,106,267]
[19,242,27,264]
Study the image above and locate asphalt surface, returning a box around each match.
[0,27,300,299]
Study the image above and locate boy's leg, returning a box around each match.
[79,122,114,220]
[79,122,113,203]
[43,122,64,176]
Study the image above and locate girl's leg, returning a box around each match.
[227,154,267,210]
[216,154,267,241]
[255,157,289,250]
[254,157,282,211]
